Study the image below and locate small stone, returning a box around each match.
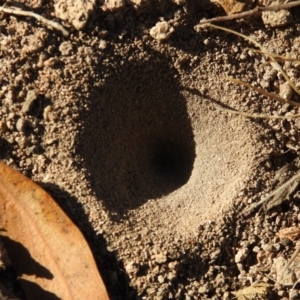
[168,261,178,270]
[22,90,37,113]
[6,120,14,131]
[241,231,248,240]
[21,35,44,54]
[252,246,260,253]
[43,105,53,121]
[150,21,174,41]
[235,247,249,263]
[260,79,269,89]
[210,249,221,261]
[240,53,247,60]
[43,57,61,68]
[236,263,244,271]
[279,82,293,100]
[55,0,96,30]
[99,40,107,50]
[262,8,294,27]
[198,285,208,294]
[146,287,156,295]
[103,0,125,10]
[125,261,139,275]
[16,118,27,132]
[45,138,57,146]
[278,290,287,297]
[59,41,73,56]
[26,146,38,156]
[154,253,168,264]
[157,275,164,283]
[262,244,275,252]
[272,243,281,252]
[167,271,176,281]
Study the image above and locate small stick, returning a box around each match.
[280,241,300,290]
[225,77,300,107]
[200,1,300,24]
[240,170,300,217]
[205,23,300,98]
[249,48,300,63]
[218,106,300,120]
[0,6,69,37]
[290,276,300,300]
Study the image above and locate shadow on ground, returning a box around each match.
[40,183,137,300]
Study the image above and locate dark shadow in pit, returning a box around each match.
[77,55,196,215]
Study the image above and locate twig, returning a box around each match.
[280,241,300,291]
[208,24,300,98]
[249,48,300,63]
[218,106,300,120]
[199,1,300,24]
[0,6,69,37]
[290,275,300,300]
[225,77,300,107]
[240,170,300,217]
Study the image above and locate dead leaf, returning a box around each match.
[232,282,271,300]
[277,227,300,241]
[0,162,110,300]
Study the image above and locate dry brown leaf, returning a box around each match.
[277,227,300,241]
[0,162,110,300]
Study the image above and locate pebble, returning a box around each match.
[43,57,61,68]
[280,82,293,100]
[22,90,37,113]
[99,40,107,50]
[252,246,260,253]
[59,41,73,56]
[198,285,209,294]
[154,253,167,264]
[6,120,14,131]
[235,248,249,263]
[157,275,164,283]
[262,9,294,27]
[261,244,275,252]
[168,261,178,270]
[54,0,96,30]
[167,272,176,281]
[150,21,174,41]
[210,249,221,261]
[272,243,281,252]
[125,261,138,274]
[43,105,53,121]
[16,118,27,132]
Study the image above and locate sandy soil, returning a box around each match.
[1,0,300,299]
